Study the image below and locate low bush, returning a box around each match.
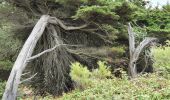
[59,61,170,100]
[92,61,111,79]
[70,62,92,89]
[19,61,170,100]
[151,40,170,77]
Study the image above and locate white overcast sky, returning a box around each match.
[147,0,169,8]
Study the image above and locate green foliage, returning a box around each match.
[162,3,170,12]
[73,1,139,23]
[61,61,170,100]
[101,24,119,40]
[0,60,13,70]
[60,72,170,100]
[70,61,112,89]
[71,1,145,42]
[92,61,111,79]
[151,40,170,72]
[73,5,120,21]
[0,21,21,70]
[70,62,92,88]
[0,80,6,99]
[133,25,147,42]
[135,6,170,40]
[0,1,14,13]
[110,46,125,57]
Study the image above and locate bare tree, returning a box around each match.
[128,23,156,78]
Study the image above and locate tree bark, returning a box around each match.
[2,15,50,100]
[128,23,137,78]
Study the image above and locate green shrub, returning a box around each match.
[70,62,92,89]
[92,61,111,79]
[70,61,112,89]
[151,40,170,72]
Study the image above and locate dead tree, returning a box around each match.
[2,15,87,100]
[128,23,156,78]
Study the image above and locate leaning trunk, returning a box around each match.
[2,15,50,100]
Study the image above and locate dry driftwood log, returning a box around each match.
[2,15,87,100]
[128,23,156,78]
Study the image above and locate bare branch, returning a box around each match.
[27,44,67,61]
[133,38,157,62]
[49,17,87,30]
[22,72,30,76]
[19,73,37,84]
[27,44,82,62]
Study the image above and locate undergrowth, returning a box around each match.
[59,61,170,100]
[17,60,170,100]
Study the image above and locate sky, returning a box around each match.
[147,0,169,8]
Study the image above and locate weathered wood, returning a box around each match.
[128,23,156,78]
[128,23,136,77]
[2,15,50,100]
